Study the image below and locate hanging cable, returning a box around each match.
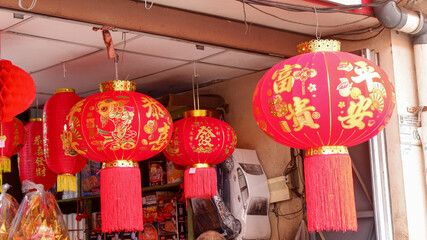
[121,32,127,79]
[314,7,320,40]
[114,55,119,80]
[18,0,37,10]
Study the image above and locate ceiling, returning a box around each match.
[0,1,383,109]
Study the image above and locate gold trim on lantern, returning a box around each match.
[186,163,214,169]
[99,80,136,92]
[306,146,348,156]
[55,88,75,94]
[102,160,139,169]
[297,39,341,54]
[29,118,42,122]
[184,110,214,118]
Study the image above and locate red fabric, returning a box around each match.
[304,153,357,232]
[253,51,395,149]
[184,167,217,199]
[0,60,36,122]
[19,120,57,191]
[43,91,87,174]
[0,117,25,159]
[66,91,173,162]
[163,115,236,199]
[101,166,143,233]
[66,87,173,232]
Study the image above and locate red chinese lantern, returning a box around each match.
[43,88,87,192]
[163,110,237,199]
[252,40,395,232]
[19,118,57,190]
[0,60,36,122]
[65,80,173,233]
[0,117,25,174]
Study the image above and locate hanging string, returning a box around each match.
[192,66,196,110]
[18,0,37,10]
[194,62,200,110]
[145,0,154,9]
[242,0,250,35]
[120,32,127,80]
[62,63,67,82]
[314,7,321,40]
[114,55,119,80]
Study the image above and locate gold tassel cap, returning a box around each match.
[297,39,341,54]
[99,80,136,92]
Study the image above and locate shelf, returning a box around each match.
[56,182,182,203]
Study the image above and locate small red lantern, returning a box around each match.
[0,60,36,122]
[43,88,87,192]
[19,118,57,190]
[0,117,25,174]
[66,80,173,233]
[252,40,395,232]
[163,110,237,199]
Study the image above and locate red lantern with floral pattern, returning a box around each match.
[163,110,237,199]
[0,117,25,175]
[66,80,173,233]
[252,40,395,232]
[19,118,57,190]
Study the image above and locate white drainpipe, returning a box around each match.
[374,1,427,240]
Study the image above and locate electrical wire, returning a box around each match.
[333,26,385,41]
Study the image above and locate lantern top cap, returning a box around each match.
[297,39,341,54]
[99,80,136,92]
[55,88,75,94]
[29,118,42,122]
[184,110,214,118]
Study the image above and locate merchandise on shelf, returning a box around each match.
[81,160,101,197]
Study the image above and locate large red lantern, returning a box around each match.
[19,118,57,190]
[163,110,237,199]
[252,40,395,232]
[43,88,87,192]
[0,60,36,122]
[0,117,25,174]
[66,80,173,233]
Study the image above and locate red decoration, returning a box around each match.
[252,40,395,232]
[43,88,87,192]
[66,80,173,233]
[19,118,57,190]
[163,110,237,199]
[0,117,25,175]
[0,60,36,122]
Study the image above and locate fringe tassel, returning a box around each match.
[101,166,144,233]
[304,153,357,232]
[57,173,77,192]
[184,167,217,199]
[0,157,10,173]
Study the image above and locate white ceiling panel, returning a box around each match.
[134,62,254,97]
[32,50,188,97]
[1,32,98,72]
[0,9,30,30]
[125,35,225,61]
[10,16,138,48]
[201,50,284,71]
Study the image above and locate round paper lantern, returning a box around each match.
[65,80,173,233]
[252,40,395,232]
[163,110,237,199]
[0,60,36,122]
[43,88,87,192]
[0,117,25,174]
[19,118,57,190]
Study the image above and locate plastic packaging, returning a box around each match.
[0,184,19,240]
[8,180,69,240]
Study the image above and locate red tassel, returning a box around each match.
[184,167,217,199]
[101,166,144,233]
[304,153,357,232]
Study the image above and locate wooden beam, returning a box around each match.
[0,0,310,57]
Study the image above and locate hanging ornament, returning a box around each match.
[252,39,395,232]
[66,80,173,233]
[163,110,237,199]
[43,88,87,192]
[0,117,25,185]
[19,118,57,191]
[0,60,36,122]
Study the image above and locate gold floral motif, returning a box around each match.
[338,95,373,130]
[293,66,317,95]
[350,87,362,99]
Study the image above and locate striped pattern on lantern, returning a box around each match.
[19,118,57,191]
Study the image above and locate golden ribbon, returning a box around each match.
[306,146,348,157]
[102,160,139,169]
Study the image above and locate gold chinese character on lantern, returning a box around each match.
[195,126,215,153]
[272,64,301,94]
[142,97,167,120]
[338,95,373,129]
[285,97,320,131]
[34,135,43,145]
[351,61,380,92]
